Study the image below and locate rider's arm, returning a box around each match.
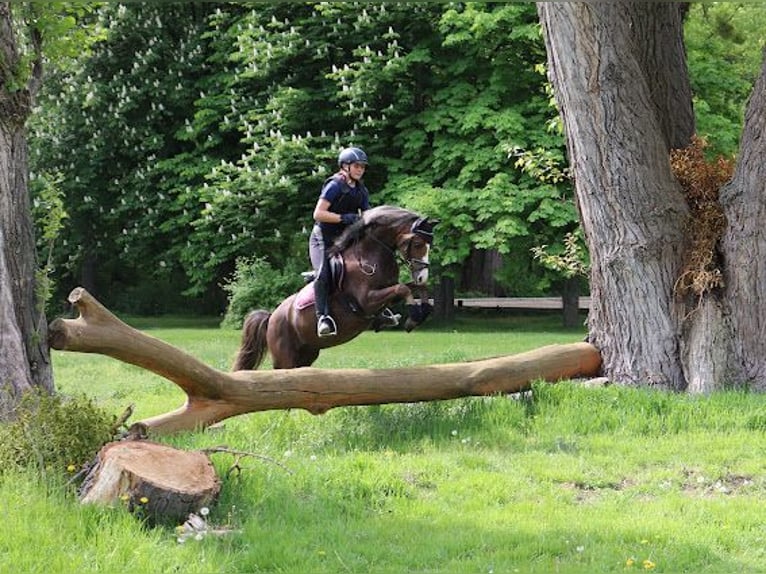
[313,198,345,224]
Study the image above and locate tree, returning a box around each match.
[685,3,766,157]
[30,3,217,312]
[0,3,53,414]
[0,2,99,414]
[537,2,766,391]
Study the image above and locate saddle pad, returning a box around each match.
[295,282,315,311]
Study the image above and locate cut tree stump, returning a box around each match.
[80,440,220,523]
[49,287,602,434]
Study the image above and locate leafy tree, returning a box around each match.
[335,3,578,296]
[31,3,216,312]
[685,3,766,158]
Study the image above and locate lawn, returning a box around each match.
[3,312,766,573]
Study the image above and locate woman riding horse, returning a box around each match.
[310,146,398,337]
[233,205,436,370]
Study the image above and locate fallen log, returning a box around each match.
[49,287,602,434]
[80,440,220,523]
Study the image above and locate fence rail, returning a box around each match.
[453,297,591,310]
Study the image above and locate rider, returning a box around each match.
[309,146,399,337]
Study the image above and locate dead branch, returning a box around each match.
[49,287,602,434]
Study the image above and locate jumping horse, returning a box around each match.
[232,205,437,370]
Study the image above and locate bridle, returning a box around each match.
[356,218,432,277]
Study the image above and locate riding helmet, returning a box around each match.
[338,147,369,166]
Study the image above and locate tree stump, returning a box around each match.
[80,440,220,523]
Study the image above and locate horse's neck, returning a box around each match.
[344,234,398,281]
[359,231,397,259]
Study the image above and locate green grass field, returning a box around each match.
[4,313,766,573]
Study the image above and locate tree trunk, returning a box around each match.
[538,2,697,390]
[719,54,766,389]
[0,3,53,416]
[435,273,455,322]
[48,287,602,434]
[561,277,580,329]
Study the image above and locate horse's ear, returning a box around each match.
[412,216,437,244]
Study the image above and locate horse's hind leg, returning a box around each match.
[295,347,320,368]
[270,341,319,369]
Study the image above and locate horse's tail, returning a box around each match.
[232,310,271,371]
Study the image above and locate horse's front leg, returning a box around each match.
[363,283,413,312]
[363,284,431,332]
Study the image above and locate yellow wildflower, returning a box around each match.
[643,559,656,570]
[140,496,149,504]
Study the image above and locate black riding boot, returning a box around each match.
[314,264,336,337]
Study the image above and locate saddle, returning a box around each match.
[295,255,345,311]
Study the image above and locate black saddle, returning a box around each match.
[302,254,345,290]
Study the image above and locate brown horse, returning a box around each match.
[232,205,436,370]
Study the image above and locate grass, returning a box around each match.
[4,312,766,573]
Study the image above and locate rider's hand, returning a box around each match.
[341,213,361,225]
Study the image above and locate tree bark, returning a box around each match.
[0,2,53,416]
[49,287,602,434]
[538,2,697,389]
[720,54,766,389]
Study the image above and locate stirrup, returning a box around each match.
[379,307,401,327]
[317,315,337,337]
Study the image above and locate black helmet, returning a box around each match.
[338,147,368,167]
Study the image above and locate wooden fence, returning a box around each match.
[452,297,592,310]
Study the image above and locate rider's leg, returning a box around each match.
[314,260,336,337]
[310,230,336,337]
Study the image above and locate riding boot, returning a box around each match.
[314,266,337,337]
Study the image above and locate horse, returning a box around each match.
[232,205,437,370]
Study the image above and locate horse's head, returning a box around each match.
[361,206,438,285]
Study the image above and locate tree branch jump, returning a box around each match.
[49,287,602,434]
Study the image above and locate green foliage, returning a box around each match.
[0,391,113,474]
[685,3,766,157]
[532,229,589,279]
[221,255,305,329]
[31,171,68,317]
[31,2,578,311]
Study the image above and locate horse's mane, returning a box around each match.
[329,205,418,255]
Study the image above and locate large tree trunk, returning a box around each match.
[720,55,766,389]
[0,3,53,416]
[538,3,700,390]
[49,288,602,434]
